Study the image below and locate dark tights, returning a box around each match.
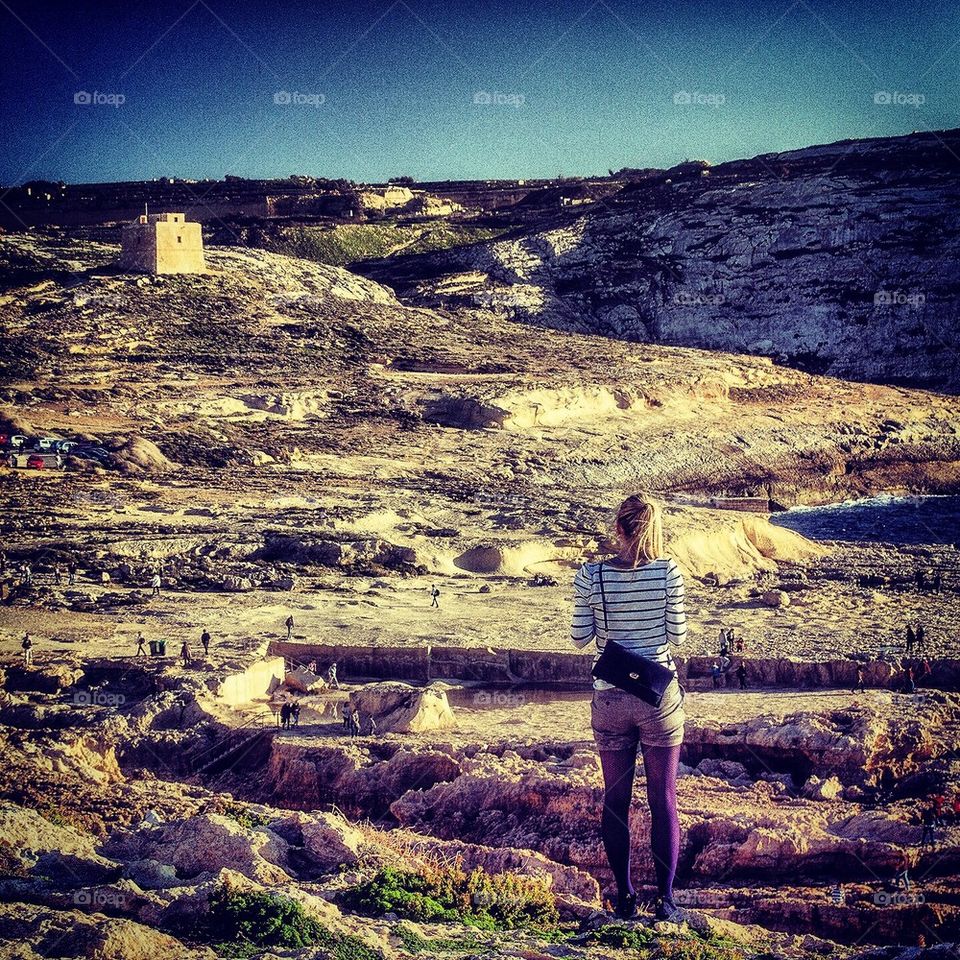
[599,743,681,902]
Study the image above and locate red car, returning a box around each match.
[26,455,45,470]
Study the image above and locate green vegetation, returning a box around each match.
[200,887,382,960]
[268,223,504,267]
[581,923,748,960]
[345,864,559,931]
[394,923,486,954]
[216,802,272,831]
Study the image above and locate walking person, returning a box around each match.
[327,662,340,689]
[932,570,943,593]
[200,629,211,657]
[180,640,190,667]
[711,662,722,689]
[735,661,748,690]
[135,632,147,657]
[150,572,161,597]
[280,702,291,730]
[905,624,915,655]
[735,633,744,654]
[291,702,301,728]
[718,629,728,656]
[21,633,33,667]
[23,564,33,587]
[68,562,77,585]
[851,665,865,693]
[571,493,687,921]
[915,624,925,655]
[53,564,62,586]
[285,615,294,640]
[430,585,440,609]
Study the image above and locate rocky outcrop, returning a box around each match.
[364,129,960,388]
[348,681,457,733]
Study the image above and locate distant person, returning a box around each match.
[291,702,301,727]
[180,640,190,667]
[342,705,351,733]
[430,585,440,608]
[719,654,732,684]
[718,629,728,655]
[280,702,291,729]
[55,453,63,470]
[915,569,927,591]
[893,856,911,891]
[915,624,925,655]
[23,564,33,586]
[829,883,844,905]
[905,625,915,655]
[735,634,744,654]
[735,662,748,689]
[903,665,916,694]
[920,805,937,849]
[350,708,361,737]
[53,564,62,586]
[932,570,943,593]
[201,629,211,657]
[327,662,340,689]
[136,632,146,657]
[285,615,294,639]
[150,573,161,597]
[68,562,77,585]
[851,665,865,693]
[711,662,722,689]
[21,633,33,667]
[932,793,946,824]
[367,714,377,736]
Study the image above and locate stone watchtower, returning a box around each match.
[119,212,205,274]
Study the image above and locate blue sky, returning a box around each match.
[2,0,958,184]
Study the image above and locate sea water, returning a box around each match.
[770,494,960,546]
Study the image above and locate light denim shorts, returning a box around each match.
[590,678,685,750]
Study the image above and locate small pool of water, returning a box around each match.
[444,685,592,709]
[770,494,960,545]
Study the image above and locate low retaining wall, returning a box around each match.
[268,641,960,692]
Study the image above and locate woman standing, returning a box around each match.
[571,494,687,920]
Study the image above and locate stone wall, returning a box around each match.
[267,640,960,692]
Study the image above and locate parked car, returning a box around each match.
[72,446,111,464]
[9,435,28,449]
[26,454,45,469]
[53,440,77,453]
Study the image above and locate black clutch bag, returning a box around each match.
[590,562,677,707]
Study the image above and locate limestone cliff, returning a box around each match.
[362,129,960,389]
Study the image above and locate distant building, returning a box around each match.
[119,212,205,274]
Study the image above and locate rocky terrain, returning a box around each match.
[1,142,959,959]
[359,129,960,390]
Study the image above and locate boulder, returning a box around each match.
[285,667,326,693]
[144,813,290,884]
[268,810,363,871]
[761,589,790,608]
[349,681,456,733]
[800,775,844,801]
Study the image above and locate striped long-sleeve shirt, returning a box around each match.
[571,558,687,690]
